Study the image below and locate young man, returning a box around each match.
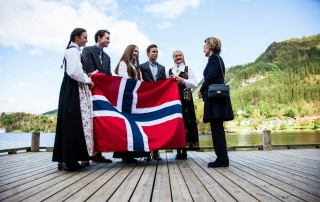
[82,29,112,163]
[140,44,166,161]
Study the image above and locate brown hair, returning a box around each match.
[94,29,110,43]
[204,37,221,53]
[66,28,86,49]
[115,45,141,80]
[173,50,186,65]
[146,44,157,54]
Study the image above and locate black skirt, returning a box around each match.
[52,73,90,162]
[178,84,200,150]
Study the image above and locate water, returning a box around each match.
[0,131,319,150]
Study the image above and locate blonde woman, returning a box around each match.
[169,50,199,159]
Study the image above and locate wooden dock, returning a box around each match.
[0,149,319,201]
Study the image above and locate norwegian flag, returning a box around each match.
[91,73,186,152]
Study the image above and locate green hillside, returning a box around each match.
[194,34,320,132]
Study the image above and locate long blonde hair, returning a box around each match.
[115,45,141,80]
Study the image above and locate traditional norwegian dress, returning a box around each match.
[113,61,149,159]
[169,64,200,150]
[52,42,94,163]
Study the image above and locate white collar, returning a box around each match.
[70,42,81,51]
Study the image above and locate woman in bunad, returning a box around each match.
[52,28,95,171]
[113,44,149,163]
[169,50,200,159]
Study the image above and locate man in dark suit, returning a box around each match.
[82,29,112,163]
[140,44,166,161]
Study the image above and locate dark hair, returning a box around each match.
[94,30,110,43]
[115,45,141,80]
[65,28,86,50]
[146,44,157,54]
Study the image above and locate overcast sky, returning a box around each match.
[0,0,319,114]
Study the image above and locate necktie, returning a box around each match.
[99,51,103,66]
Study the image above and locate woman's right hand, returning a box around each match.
[90,81,95,89]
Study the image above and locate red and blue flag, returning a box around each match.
[91,73,186,152]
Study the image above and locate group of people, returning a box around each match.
[52,28,234,171]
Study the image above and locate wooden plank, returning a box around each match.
[42,162,119,201]
[15,163,107,202]
[86,160,140,201]
[166,153,193,202]
[175,153,216,202]
[108,160,148,202]
[236,151,320,183]
[183,153,236,202]
[151,153,172,202]
[65,161,127,202]
[130,157,158,202]
[230,152,320,192]
[224,153,320,202]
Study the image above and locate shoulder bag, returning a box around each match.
[208,56,230,98]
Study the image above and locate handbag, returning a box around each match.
[208,56,230,98]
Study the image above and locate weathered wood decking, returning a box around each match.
[0,149,319,201]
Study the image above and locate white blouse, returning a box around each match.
[168,64,197,89]
[64,42,91,84]
[118,61,143,80]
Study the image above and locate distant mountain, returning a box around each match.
[42,109,58,115]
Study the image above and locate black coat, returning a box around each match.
[200,53,234,123]
[140,62,166,82]
[82,46,112,75]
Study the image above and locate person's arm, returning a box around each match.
[82,47,96,74]
[182,66,197,89]
[118,61,130,79]
[200,56,220,95]
[65,49,91,84]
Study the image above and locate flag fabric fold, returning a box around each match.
[91,73,186,152]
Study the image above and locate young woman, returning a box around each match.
[113,44,148,163]
[169,50,200,159]
[198,37,234,168]
[52,28,94,171]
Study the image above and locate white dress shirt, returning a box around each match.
[168,63,197,89]
[64,42,91,84]
[118,61,143,80]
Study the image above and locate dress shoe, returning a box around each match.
[91,155,112,163]
[122,158,138,163]
[58,162,76,171]
[71,162,85,169]
[181,154,187,160]
[152,154,162,161]
[208,160,229,168]
[144,156,151,161]
[81,161,90,166]
[175,154,182,160]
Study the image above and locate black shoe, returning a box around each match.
[144,156,151,161]
[175,154,182,160]
[181,154,187,160]
[208,160,229,168]
[122,158,138,163]
[58,162,76,171]
[152,154,162,161]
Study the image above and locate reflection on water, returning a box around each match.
[0,131,319,150]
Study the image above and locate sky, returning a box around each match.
[0,0,319,114]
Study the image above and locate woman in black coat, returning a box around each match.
[198,37,234,168]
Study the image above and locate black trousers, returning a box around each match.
[210,121,229,164]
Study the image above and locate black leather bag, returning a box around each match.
[208,84,229,98]
[208,56,230,99]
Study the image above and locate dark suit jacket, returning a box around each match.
[82,46,112,75]
[140,62,166,82]
[200,53,234,122]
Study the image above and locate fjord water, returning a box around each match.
[0,131,319,150]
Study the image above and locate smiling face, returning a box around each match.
[98,32,110,48]
[132,47,139,61]
[173,51,184,64]
[75,32,88,47]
